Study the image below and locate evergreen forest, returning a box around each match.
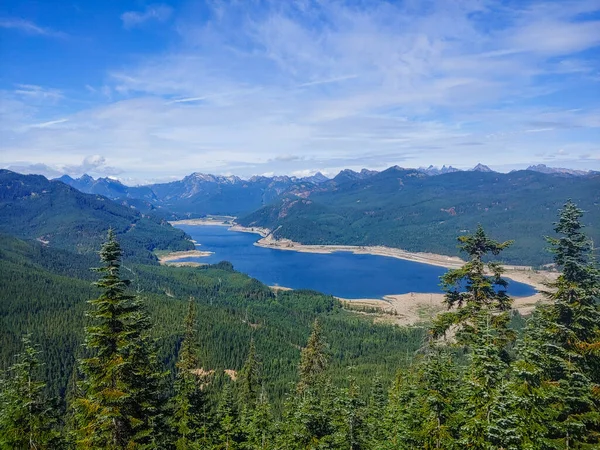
[1,201,599,449]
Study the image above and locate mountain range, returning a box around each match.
[3,161,597,266]
[237,166,599,266]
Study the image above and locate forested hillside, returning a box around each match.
[0,170,193,262]
[0,232,422,406]
[239,168,600,266]
[1,202,598,448]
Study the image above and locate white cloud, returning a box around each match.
[29,118,68,129]
[6,155,122,179]
[0,18,66,38]
[2,0,600,181]
[14,84,63,102]
[121,4,173,29]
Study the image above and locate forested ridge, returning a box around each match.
[0,170,193,262]
[1,201,599,448]
[238,168,600,266]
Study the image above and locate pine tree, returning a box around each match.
[0,335,63,449]
[332,373,368,450]
[72,229,163,449]
[432,224,514,343]
[215,380,240,449]
[244,388,274,450]
[279,319,336,449]
[238,338,261,414]
[171,297,208,449]
[430,225,515,448]
[297,319,329,393]
[542,201,600,447]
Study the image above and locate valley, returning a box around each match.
[0,167,598,448]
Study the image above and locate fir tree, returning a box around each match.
[489,309,556,449]
[0,335,63,449]
[545,200,600,381]
[215,380,240,449]
[72,229,163,449]
[244,388,274,450]
[238,338,261,414]
[171,297,208,449]
[414,346,459,449]
[279,319,336,448]
[382,368,421,449]
[297,319,329,393]
[432,224,514,343]
[542,201,600,447]
[332,373,368,450]
[431,225,515,448]
[495,201,600,448]
[366,374,387,445]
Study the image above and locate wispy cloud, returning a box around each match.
[0,18,66,38]
[6,155,122,179]
[14,84,63,102]
[29,118,68,129]
[2,0,600,181]
[121,4,173,29]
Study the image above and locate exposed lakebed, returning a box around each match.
[173,225,537,299]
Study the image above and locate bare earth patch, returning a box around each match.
[158,249,214,264]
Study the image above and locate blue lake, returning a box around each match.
[174,225,537,299]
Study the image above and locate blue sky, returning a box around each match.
[1,0,599,184]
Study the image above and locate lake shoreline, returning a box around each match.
[229,225,555,291]
[158,249,214,263]
[169,222,556,293]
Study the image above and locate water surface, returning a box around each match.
[174,225,537,299]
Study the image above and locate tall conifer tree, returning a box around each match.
[171,297,208,449]
[432,225,515,448]
[0,335,62,449]
[73,229,163,449]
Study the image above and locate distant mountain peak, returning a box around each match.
[471,163,494,173]
[360,168,379,176]
[301,172,329,183]
[418,165,461,175]
[526,164,589,176]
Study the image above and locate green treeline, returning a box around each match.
[1,201,599,449]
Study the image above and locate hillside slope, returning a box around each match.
[238,168,600,266]
[0,233,423,403]
[0,170,193,261]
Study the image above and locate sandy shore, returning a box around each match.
[228,224,270,237]
[164,261,207,267]
[336,257,557,326]
[158,249,214,263]
[339,286,552,327]
[169,218,233,226]
[269,285,293,292]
